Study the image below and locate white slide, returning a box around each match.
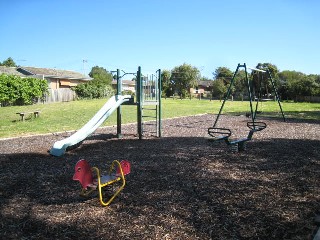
[50,95,131,157]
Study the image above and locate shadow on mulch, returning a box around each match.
[1,134,319,239]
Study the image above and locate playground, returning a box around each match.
[1,113,319,239]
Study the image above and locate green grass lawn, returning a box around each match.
[0,98,319,138]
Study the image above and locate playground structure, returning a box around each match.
[208,63,286,152]
[73,159,131,206]
[49,66,162,157]
[116,67,162,139]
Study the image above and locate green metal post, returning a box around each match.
[116,69,122,138]
[252,72,263,121]
[244,63,255,124]
[267,69,286,122]
[213,64,240,127]
[158,69,162,137]
[137,66,143,139]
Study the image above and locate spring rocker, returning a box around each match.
[208,63,285,152]
[73,159,130,206]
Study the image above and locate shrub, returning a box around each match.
[0,74,48,106]
[73,81,114,99]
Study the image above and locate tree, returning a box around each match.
[213,67,233,85]
[171,63,200,98]
[256,63,279,78]
[233,70,247,100]
[1,57,16,67]
[213,67,235,97]
[74,66,114,99]
[293,75,318,97]
[161,69,173,97]
[309,74,320,96]
[211,79,227,100]
[278,70,305,100]
[89,66,113,85]
[255,63,280,98]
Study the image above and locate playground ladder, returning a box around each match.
[137,67,162,139]
[141,101,160,137]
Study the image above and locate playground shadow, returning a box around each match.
[0,135,319,239]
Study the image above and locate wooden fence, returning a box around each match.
[42,88,77,103]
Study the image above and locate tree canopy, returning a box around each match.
[170,63,200,98]
[89,66,113,85]
[0,57,17,67]
[161,69,173,97]
[74,66,114,99]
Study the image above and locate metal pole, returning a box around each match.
[116,69,122,138]
[267,69,286,122]
[253,72,262,121]
[213,64,241,127]
[244,63,255,124]
[137,66,143,139]
[158,69,162,137]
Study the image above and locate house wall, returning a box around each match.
[49,79,60,89]
[123,85,136,93]
[190,87,205,94]
[112,81,136,93]
[48,78,86,89]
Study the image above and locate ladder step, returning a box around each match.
[142,115,157,118]
[142,108,157,110]
[142,130,157,134]
[143,123,156,126]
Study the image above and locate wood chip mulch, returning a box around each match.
[0,114,319,239]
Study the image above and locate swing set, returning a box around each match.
[208,63,285,152]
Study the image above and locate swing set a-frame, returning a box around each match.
[208,63,286,152]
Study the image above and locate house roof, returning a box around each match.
[198,80,213,87]
[18,66,92,80]
[0,66,25,77]
[0,66,92,81]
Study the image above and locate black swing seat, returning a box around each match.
[247,121,267,131]
[208,127,231,141]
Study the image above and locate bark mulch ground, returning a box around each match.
[0,114,319,239]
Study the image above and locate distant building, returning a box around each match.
[17,66,92,89]
[0,66,92,102]
[0,66,92,89]
[111,80,136,93]
[190,80,212,97]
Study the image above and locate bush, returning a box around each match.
[122,90,135,97]
[73,81,114,99]
[0,74,48,106]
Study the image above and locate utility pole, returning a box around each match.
[82,59,87,75]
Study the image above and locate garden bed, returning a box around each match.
[0,114,319,239]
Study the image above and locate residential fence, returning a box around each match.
[41,88,77,103]
[295,96,320,103]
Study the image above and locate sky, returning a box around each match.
[0,0,319,78]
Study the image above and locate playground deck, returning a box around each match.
[0,114,319,239]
